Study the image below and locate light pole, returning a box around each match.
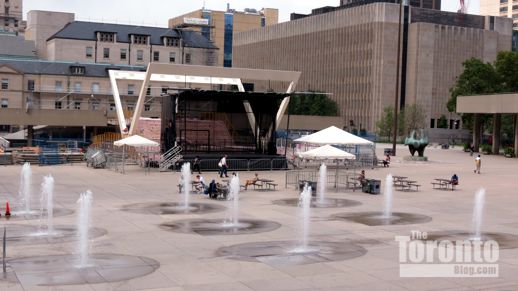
[391,0,404,156]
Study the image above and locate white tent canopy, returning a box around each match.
[114,135,159,147]
[298,145,356,160]
[294,126,373,145]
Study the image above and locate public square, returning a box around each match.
[0,144,517,290]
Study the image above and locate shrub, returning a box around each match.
[480,144,492,154]
[504,147,515,157]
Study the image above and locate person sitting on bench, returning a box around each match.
[451,174,459,185]
[358,170,366,186]
[244,173,260,190]
[206,180,217,198]
[382,154,391,167]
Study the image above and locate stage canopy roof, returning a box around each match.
[294,126,373,145]
[298,145,356,160]
[114,135,159,147]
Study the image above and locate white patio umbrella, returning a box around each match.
[114,135,159,174]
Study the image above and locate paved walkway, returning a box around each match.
[0,144,517,290]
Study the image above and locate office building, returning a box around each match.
[24,11,218,66]
[234,2,512,133]
[0,0,24,35]
[169,5,278,67]
[481,0,518,29]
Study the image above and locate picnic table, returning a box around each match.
[255,179,277,190]
[431,178,456,191]
[392,176,420,191]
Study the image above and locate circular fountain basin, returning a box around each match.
[216,240,367,266]
[423,231,518,249]
[273,198,361,208]
[0,224,107,245]
[332,211,432,226]
[160,218,281,235]
[2,253,159,286]
[3,208,73,221]
[121,202,225,215]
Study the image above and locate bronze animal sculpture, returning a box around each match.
[404,129,428,157]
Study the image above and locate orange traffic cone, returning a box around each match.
[5,201,11,216]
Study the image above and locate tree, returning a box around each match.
[437,115,448,129]
[447,58,501,113]
[402,103,427,136]
[376,106,394,140]
[376,106,407,141]
[495,51,518,92]
[288,92,338,116]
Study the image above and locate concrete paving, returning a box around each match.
[0,144,517,290]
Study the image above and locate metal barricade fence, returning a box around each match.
[285,169,357,190]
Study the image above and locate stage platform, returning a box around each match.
[179,153,288,172]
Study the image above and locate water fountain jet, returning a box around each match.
[77,190,92,268]
[181,162,191,209]
[226,174,241,226]
[383,174,393,218]
[39,175,54,235]
[18,163,32,213]
[471,188,485,241]
[318,163,327,204]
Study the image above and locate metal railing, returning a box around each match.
[159,146,182,171]
[285,169,359,191]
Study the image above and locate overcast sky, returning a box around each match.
[24,0,480,27]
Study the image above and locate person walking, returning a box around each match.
[219,155,228,178]
[474,154,481,174]
[192,156,201,174]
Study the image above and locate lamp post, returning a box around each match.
[391,0,404,156]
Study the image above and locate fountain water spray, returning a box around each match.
[181,163,191,209]
[297,184,312,252]
[77,190,92,268]
[18,162,32,213]
[318,163,327,204]
[472,188,486,241]
[383,174,393,218]
[228,174,241,226]
[40,175,55,235]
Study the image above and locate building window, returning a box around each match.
[86,46,93,58]
[185,53,192,64]
[501,6,508,12]
[109,103,115,111]
[55,81,63,92]
[3,18,8,27]
[27,80,35,91]
[144,104,151,111]
[169,52,176,63]
[71,66,85,75]
[127,103,135,111]
[261,17,266,27]
[14,20,18,27]
[430,118,435,129]
[514,5,518,10]
[137,50,144,61]
[91,100,100,110]
[128,84,135,95]
[1,98,7,108]
[103,48,110,59]
[161,87,168,95]
[74,100,81,110]
[91,83,100,93]
[133,35,147,45]
[223,12,234,67]
[146,87,151,96]
[166,37,180,47]
[153,51,159,62]
[1,79,8,90]
[55,101,62,109]
[100,32,115,42]
[120,48,127,60]
[74,82,81,93]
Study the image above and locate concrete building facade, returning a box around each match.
[0,0,24,35]
[233,2,512,133]
[480,0,518,29]
[24,11,218,66]
[168,6,278,67]
[0,59,168,132]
